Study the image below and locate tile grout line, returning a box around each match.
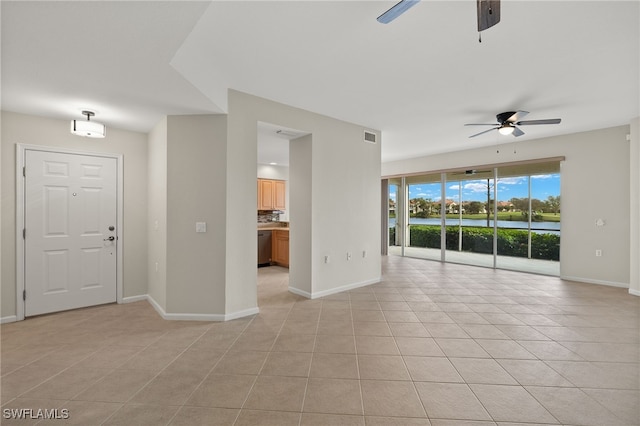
[13,328,164,403]
[2,306,170,424]
[232,297,298,426]
[100,319,239,425]
[296,299,323,426]
[351,292,366,420]
[384,286,430,422]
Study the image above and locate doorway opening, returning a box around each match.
[256,122,310,308]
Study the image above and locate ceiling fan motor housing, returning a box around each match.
[497,111,518,123]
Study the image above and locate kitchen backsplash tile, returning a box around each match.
[258,211,280,223]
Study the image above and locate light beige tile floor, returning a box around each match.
[1,256,638,425]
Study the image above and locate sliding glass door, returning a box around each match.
[405,174,442,261]
[444,170,495,268]
[495,162,561,274]
[386,159,561,276]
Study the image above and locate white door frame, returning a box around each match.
[16,144,124,321]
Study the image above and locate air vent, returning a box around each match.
[364,131,377,144]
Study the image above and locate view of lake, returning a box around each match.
[389,218,561,234]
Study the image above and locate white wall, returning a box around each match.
[226,90,381,314]
[382,126,632,288]
[147,117,168,310]
[630,117,640,296]
[1,111,148,319]
[290,135,313,296]
[147,115,228,318]
[0,111,2,320]
[165,115,227,315]
[257,163,288,181]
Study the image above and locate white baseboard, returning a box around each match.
[290,277,381,300]
[145,294,166,318]
[225,307,260,321]
[164,312,227,321]
[0,315,17,324]
[145,294,257,321]
[561,275,629,289]
[629,288,640,297]
[0,296,257,324]
[288,286,312,298]
[122,295,148,304]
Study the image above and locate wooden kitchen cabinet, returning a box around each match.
[257,179,286,210]
[272,229,289,268]
[273,180,286,210]
[258,179,274,210]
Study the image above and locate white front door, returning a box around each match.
[24,150,118,317]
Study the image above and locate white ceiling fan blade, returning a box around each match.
[516,118,562,125]
[377,0,420,24]
[505,110,529,123]
[468,127,499,138]
[477,0,501,32]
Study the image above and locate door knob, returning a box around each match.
[103,236,115,241]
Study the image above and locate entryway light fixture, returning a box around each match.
[70,110,106,138]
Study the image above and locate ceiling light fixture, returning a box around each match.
[498,124,514,135]
[70,110,106,138]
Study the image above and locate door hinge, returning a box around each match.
[23,166,26,177]
[23,290,26,301]
[23,228,26,239]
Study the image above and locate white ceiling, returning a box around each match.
[2,1,638,164]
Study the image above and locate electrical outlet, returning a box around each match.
[324,255,330,264]
[362,250,367,258]
[347,252,352,261]
[595,249,602,257]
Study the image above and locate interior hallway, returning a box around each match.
[1,256,638,425]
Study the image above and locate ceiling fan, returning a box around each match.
[465,111,562,138]
[378,0,501,34]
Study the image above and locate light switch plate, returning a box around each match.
[196,222,207,233]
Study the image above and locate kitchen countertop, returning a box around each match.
[257,223,289,231]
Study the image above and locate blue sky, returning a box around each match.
[390,174,560,202]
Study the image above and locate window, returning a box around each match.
[385,159,562,275]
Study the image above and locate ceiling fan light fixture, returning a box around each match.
[498,124,515,135]
[71,110,106,138]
